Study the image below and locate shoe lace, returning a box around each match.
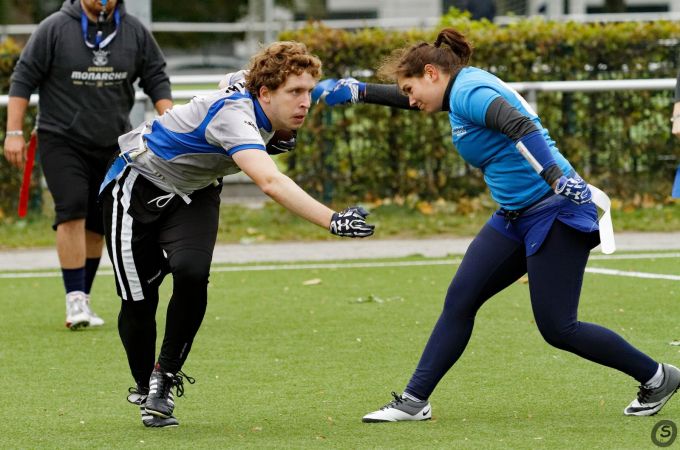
[637,384,654,403]
[380,391,404,410]
[172,370,196,398]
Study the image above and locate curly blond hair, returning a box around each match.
[245,41,322,96]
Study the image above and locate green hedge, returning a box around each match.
[281,13,680,203]
[2,14,679,221]
[0,38,41,221]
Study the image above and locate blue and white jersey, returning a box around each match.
[116,70,274,195]
[448,67,573,210]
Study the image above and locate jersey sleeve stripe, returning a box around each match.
[226,143,266,156]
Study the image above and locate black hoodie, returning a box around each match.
[9,0,171,147]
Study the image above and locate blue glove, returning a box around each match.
[311,79,338,103]
[312,78,366,106]
[329,206,375,238]
[554,175,592,205]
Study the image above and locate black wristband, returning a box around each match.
[541,164,563,187]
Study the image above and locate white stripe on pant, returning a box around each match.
[110,170,145,300]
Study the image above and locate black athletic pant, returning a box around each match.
[405,221,658,400]
[102,168,220,386]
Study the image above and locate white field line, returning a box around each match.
[0,252,678,280]
[585,267,680,281]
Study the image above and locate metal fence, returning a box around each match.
[1,76,675,113]
[5,11,680,37]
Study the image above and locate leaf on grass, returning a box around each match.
[303,278,322,286]
[669,340,680,346]
[354,294,384,304]
[352,294,404,304]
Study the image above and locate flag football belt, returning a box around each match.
[588,184,616,254]
[499,187,615,255]
[99,135,149,195]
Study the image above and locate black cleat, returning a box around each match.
[127,384,149,406]
[140,401,179,428]
[145,364,194,419]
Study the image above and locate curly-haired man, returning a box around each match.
[100,41,374,428]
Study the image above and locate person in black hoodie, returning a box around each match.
[3,0,172,331]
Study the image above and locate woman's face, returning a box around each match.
[397,64,448,113]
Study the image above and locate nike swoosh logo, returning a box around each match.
[422,408,430,416]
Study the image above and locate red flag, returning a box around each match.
[18,132,37,218]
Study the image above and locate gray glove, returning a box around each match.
[266,130,297,155]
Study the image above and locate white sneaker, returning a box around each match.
[83,294,105,327]
[362,392,432,423]
[65,291,90,330]
[624,364,680,416]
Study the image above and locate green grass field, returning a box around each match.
[1,252,679,449]
[2,201,680,249]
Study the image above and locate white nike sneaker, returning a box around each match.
[362,392,432,423]
[83,294,105,327]
[65,291,90,330]
[624,364,680,416]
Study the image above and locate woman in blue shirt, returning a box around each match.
[314,28,679,422]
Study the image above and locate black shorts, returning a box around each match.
[38,130,118,233]
[101,168,221,301]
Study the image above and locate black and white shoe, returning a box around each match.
[126,384,179,427]
[140,401,179,428]
[624,363,680,416]
[145,364,194,419]
[362,392,432,423]
[127,384,149,406]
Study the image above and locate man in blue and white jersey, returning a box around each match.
[100,41,374,428]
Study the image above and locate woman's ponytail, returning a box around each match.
[378,28,473,81]
[434,28,472,66]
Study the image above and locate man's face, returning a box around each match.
[259,72,316,131]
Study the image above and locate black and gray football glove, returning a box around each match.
[266,130,297,155]
[329,206,375,238]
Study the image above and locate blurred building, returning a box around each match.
[528,0,680,15]
[314,0,680,18]
[324,0,440,18]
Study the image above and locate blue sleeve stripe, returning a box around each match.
[516,130,556,172]
[227,143,266,156]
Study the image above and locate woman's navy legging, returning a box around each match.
[405,220,658,400]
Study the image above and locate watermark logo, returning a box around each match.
[652,420,677,447]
